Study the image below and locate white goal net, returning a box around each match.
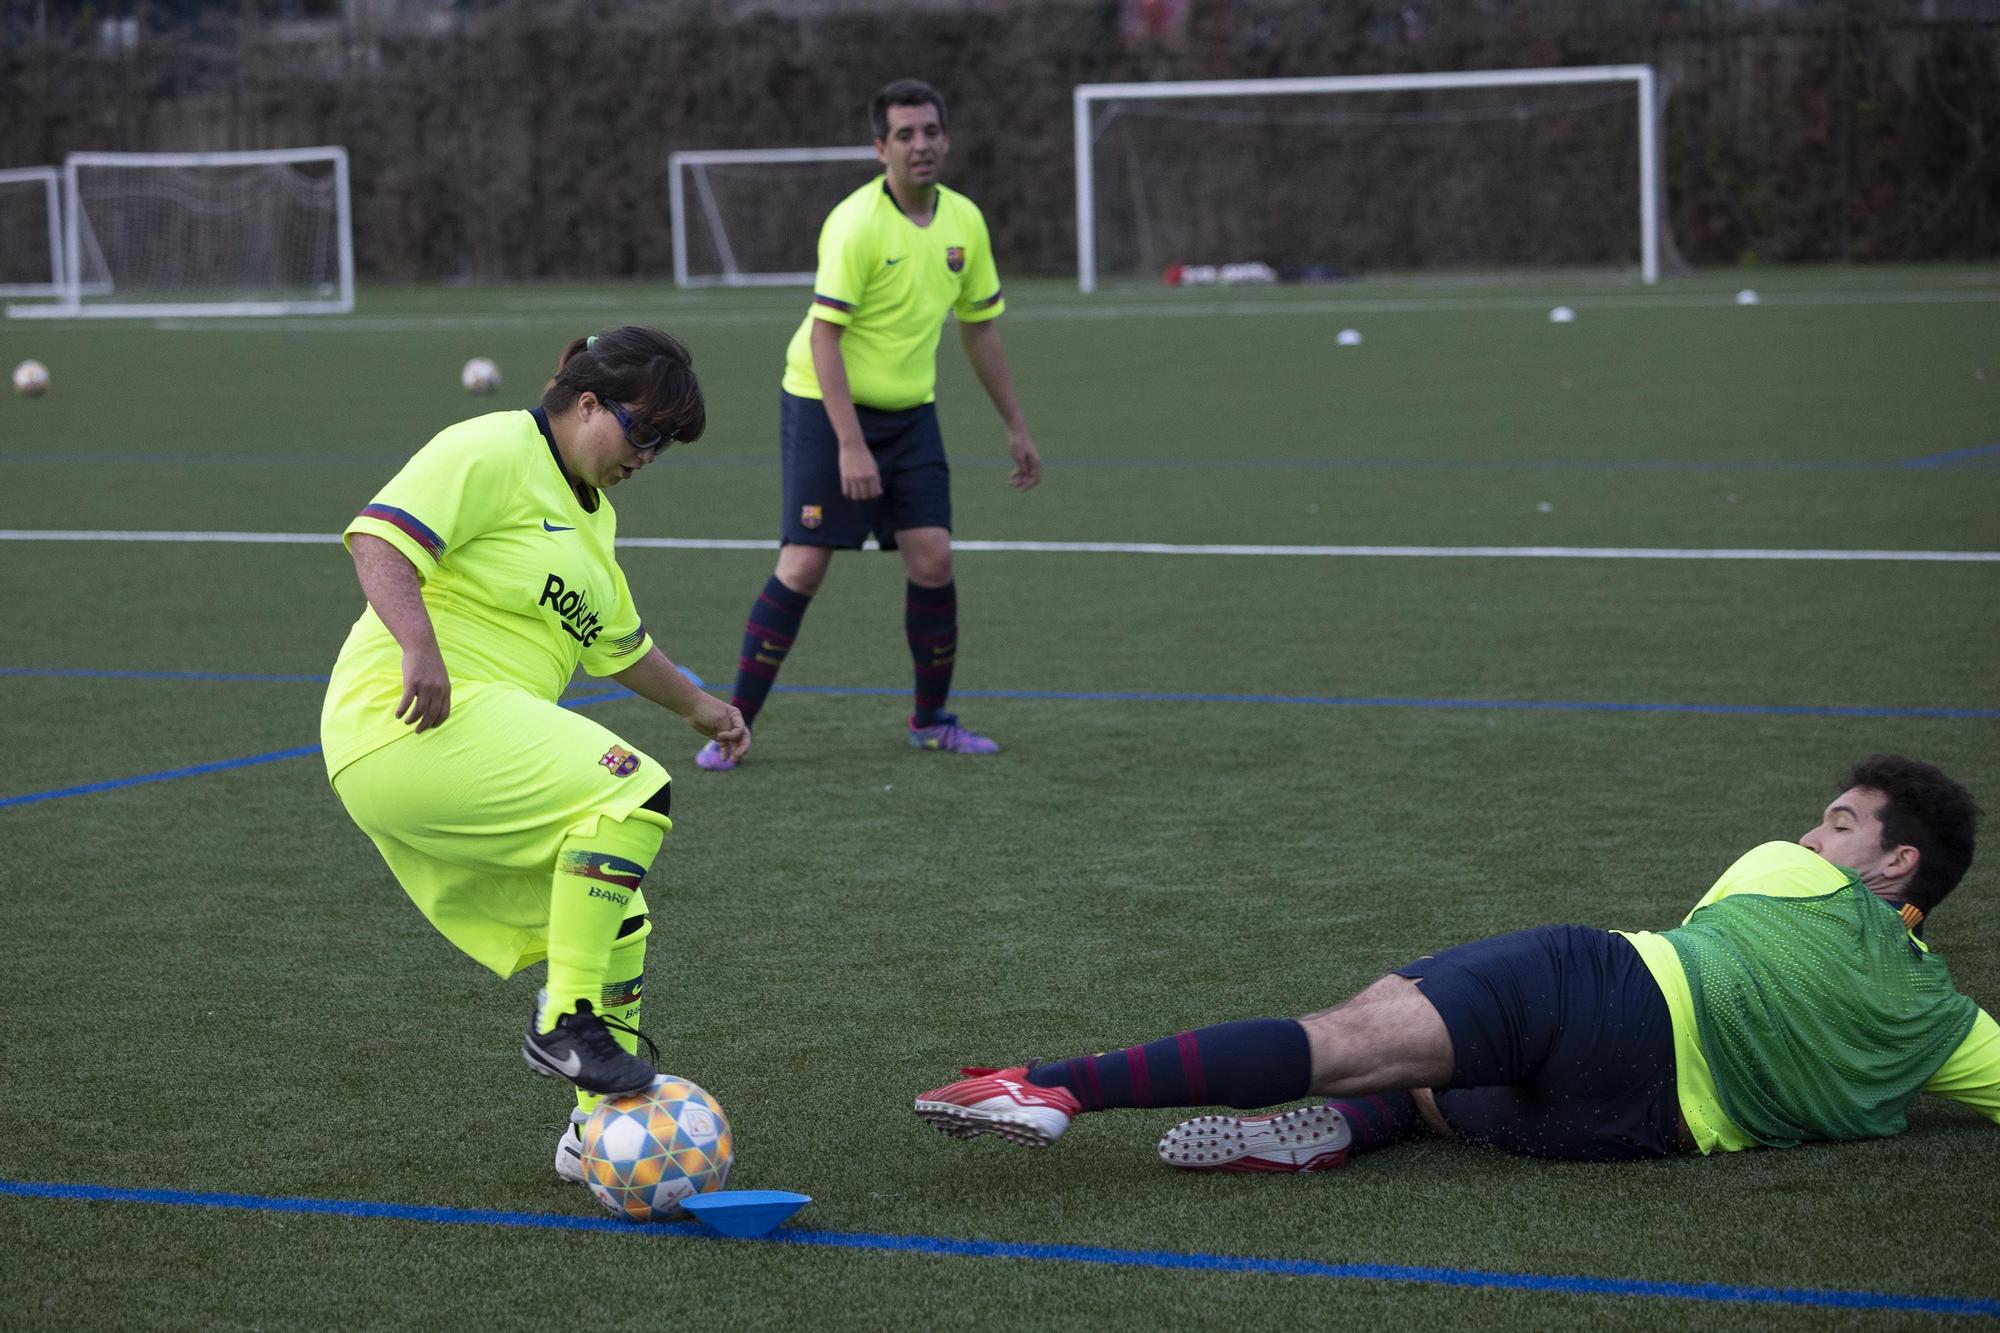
[1074,66,1662,291]
[0,168,63,298]
[670,147,881,288]
[7,146,354,319]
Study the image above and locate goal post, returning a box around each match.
[0,167,64,298]
[7,146,355,319]
[1073,65,1661,292]
[669,146,880,288]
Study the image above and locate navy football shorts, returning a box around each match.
[1395,925,1686,1161]
[779,391,951,550]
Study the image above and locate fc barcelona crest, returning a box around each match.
[945,246,965,273]
[599,745,641,777]
[800,504,824,529]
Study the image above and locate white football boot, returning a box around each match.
[554,1108,588,1184]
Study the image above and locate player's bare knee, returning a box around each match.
[904,550,952,586]
[775,545,831,595]
[1299,974,1454,1093]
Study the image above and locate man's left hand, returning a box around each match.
[1008,430,1042,491]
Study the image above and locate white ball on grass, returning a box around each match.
[460,357,501,395]
[1335,328,1363,346]
[1735,289,1760,306]
[12,359,49,397]
[1548,306,1575,324]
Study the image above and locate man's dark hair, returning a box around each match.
[1845,755,1979,911]
[542,325,705,445]
[871,79,947,141]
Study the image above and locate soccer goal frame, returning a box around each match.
[7,146,355,319]
[669,146,878,288]
[0,167,64,298]
[1072,65,1661,292]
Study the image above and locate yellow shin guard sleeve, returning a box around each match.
[541,810,665,1032]
[572,916,652,1117]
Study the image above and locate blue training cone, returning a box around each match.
[680,1190,812,1238]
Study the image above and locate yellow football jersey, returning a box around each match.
[781,178,1005,410]
[321,408,654,779]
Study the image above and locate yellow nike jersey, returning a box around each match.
[781,178,1004,410]
[320,409,653,779]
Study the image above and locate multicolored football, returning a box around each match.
[579,1075,733,1222]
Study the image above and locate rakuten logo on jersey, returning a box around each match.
[539,573,603,647]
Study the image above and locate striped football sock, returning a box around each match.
[1026,1019,1311,1111]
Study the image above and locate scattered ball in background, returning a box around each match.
[1548,306,1576,324]
[13,359,49,397]
[1335,328,1363,346]
[460,356,500,395]
[1735,289,1760,306]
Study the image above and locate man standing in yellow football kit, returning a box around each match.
[697,78,1041,771]
[321,327,748,1179]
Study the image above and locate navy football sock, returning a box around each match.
[1027,1019,1311,1111]
[1325,1091,1425,1155]
[905,580,957,727]
[730,575,812,727]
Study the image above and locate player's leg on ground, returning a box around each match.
[898,527,957,725]
[733,551,829,725]
[700,547,829,771]
[573,913,651,1114]
[916,1018,1315,1147]
[1139,978,1447,1171]
[1299,974,1455,1095]
[918,975,1455,1154]
[525,810,666,1094]
[557,911,650,1182]
[1031,1018,1315,1110]
[1157,1090,1429,1173]
[542,812,663,1025]
[897,527,997,752]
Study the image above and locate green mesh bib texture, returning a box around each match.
[1666,881,1976,1147]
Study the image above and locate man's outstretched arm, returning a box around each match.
[958,318,1040,491]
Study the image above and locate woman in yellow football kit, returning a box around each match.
[321,327,748,1141]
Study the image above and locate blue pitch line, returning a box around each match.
[0,684,651,810]
[4,674,1990,810]
[1904,442,2000,469]
[0,745,326,809]
[771,684,2000,722]
[1,668,1987,718]
[3,1181,1994,1319]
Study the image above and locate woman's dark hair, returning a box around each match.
[1844,755,1979,911]
[542,325,705,445]
[870,79,947,140]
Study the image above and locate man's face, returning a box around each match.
[1800,786,1911,892]
[876,101,948,193]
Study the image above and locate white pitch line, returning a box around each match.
[2,529,1996,562]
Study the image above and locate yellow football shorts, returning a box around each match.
[331,680,670,978]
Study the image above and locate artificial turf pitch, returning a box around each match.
[2,270,1996,1329]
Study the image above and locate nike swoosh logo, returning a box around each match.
[885,257,904,266]
[543,520,574,532]
[547,1049,583,1076]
